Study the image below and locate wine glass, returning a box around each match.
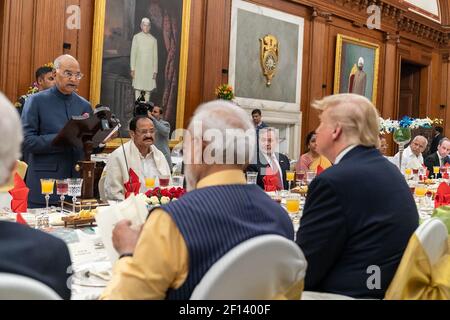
[56,179,69,213]
[159,175,170,188]
[393,127,411,170]
[67,178,83,214]
[286,171,295,191]
[39,179,54,229]
[306,170,316,185]
[296,170,305,187]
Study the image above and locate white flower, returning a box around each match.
[149,196,160,205]
[160,196,171,205]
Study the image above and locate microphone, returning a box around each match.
[112,114,132,186]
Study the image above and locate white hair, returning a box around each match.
[188,100,256,165]
[141,18,151,26]
[54,54,78,70]
[0,93,23,185]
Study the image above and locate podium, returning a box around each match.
[52,106,117,203]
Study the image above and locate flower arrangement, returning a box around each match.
[14,83,40,109]
[215,84,235,101]
[379,116,443,134]
[145,187,186,206]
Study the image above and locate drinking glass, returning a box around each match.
[38,179,54,229]
[145,176,156,190]
[306,170,316,185]
[172,175,185,188]
[246,172,258,185]
[56,179,69,213]
[286,171,295,191]
[415,186,427,207]
[159,175,170,188]
[67,178,83,214]
[433,166,440,178]
[286,194,301,223]
[40,179,55,213]
[296,170,305,186]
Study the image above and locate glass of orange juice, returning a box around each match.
[405,168,412,177]
[40,179,55,217]
[145,176,156,190]
[433,166,440,178]
[286,171,295,191]
[286,194,300,215]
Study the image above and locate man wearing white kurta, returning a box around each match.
[130,17,158,102]
[104,116,170,201]
[392,135,427,172]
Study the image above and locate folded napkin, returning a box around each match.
[8,173,28,214]
[316,165,324,176]
[16,212,28,225]
[263,175,281,192]
[124,168,141,199]
[434,182,450,208]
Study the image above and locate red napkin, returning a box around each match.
[434,182,450,208]
[445,163,450,168]
[8,173,29,214]
[316,165,324,176]
[16,212,27,225]
[263,175,281,192]
[124,168,141,199]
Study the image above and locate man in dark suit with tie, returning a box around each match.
[424,137,450,178]
[428,126,444,156]
[0,93,72,299]
[246,127,290,190]
[296,94,418,299]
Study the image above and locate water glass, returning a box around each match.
[306,170,316,185]
[172,175,185,188]
[67,178,83,214]
[246,172,258,185]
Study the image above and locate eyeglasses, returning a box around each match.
[60,70,84,80]
[135,129,154,135]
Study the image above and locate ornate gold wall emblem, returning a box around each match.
[259,34,279,86]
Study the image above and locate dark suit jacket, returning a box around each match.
[0,222,72,299]
[428,133,443,156]
[21,86,92,208]
[247,152,290,190]
[296,146,418,299]
[424,152,450,178]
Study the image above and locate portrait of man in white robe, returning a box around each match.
[130,17,158,102]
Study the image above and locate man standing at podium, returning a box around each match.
[21,55,92,208]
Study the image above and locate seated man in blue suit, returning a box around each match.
[247,127,290,190]
[21,55,93,208]
[296,94,418,299]
[0,93,72,299]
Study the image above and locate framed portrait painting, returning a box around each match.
[333,34,380,105]
[90,0,191,141]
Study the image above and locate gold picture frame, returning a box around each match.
[334,34,380,105]
[89,0,191,148]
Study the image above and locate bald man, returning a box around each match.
[21,55,92,208]
[392,135,428,172]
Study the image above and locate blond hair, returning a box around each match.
[312,94,380,148]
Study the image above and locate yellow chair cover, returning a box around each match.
[385,234,450,300]
[0,161,28,193]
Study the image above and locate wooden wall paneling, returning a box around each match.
[74,0,94,99]
[32,0,65,75]
[444,56,450,135]
[1,0,24,101]
[428,51,442,119]
[183,0,207,128]
[202,0,229,102]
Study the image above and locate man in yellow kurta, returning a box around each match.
[130,17,158,102]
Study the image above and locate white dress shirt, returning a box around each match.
[392,146,424,172]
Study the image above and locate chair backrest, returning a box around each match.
[415,218,449,266]
[190,235,307,300]
[98,169,107,201]
[0,273,62,300]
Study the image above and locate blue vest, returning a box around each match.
[157,184,294,300]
